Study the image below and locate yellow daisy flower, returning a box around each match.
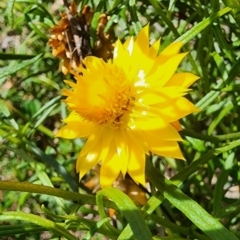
[56,25,199,188]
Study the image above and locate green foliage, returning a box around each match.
[0,0,239,239]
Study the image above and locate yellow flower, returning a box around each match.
[56,25,199,188]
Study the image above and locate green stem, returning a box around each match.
[0,181,116,209]
[181,129,220,142]
[0,219,117,238]
[217,200,240,218]
[170,150,217,186]
[182,129,240,142]
[36,124,54,138]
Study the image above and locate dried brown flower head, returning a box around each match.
[49,2,113,74]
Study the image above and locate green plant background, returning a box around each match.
[0,0,239,239]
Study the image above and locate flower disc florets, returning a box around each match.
[67,59,135,127]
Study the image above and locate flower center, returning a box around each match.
[73,59,136,127]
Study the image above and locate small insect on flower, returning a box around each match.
[56,25,199,188]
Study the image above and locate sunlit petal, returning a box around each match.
[165,72,199,88]
[127,140,146,186]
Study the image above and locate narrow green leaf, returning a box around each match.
[213,26,235,63]
[0,54,43,79]
[90,12,101,48]
[6,0,15,28]
[97,187,152,240]
[175,7,232,45]
[21,96,60,137]
[119,194,164,239]
[146,162,239,240]
[0,224,45,236]
[132,21,142,35]
[16,0,55,23]
[213,153,235,215]
[172,139,240,186]
[0,212,77,240]
[28,21,48,40]
[32,103,58,130]
[226,57,240,85]
[217,200,240,218]
[35,167,66,209]
[212,52,229,82]
[215,139,240,153]
[222,0,240,28]
[129,3,139,23]
[0,180,119,211]
[0,100,11,117]
[129,0,136,6]
[223,0,240,7]
[9,118,19,130]
[26,142,79,192]
[171,150,218,186]
[148,0,179,36]
[31,96,61,121]
[95,0,105,12]
[111,0,121,9]
[104,14,118,33]
[0,53,37,60]
[196,80,221,110]
[0,180,100,207]
[208,102,233,135]
[83,218,110,240]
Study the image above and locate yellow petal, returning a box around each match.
[77,128,115,179]
[158,41,183,64]
[127,140,146,186]
[127,130,149,155]
[64,80,76,88]
[114,39,129,62]
[56,112,95,139]
[133,24,149,56]
[56,124,90,139]
[100,149,121,188]
[98,128,114,161]
[165,72,199,88]
[113,39,133,75]
[114,130,129,177]
[136,117,182,141]
[164,53,189,87]
[62,111,82,123]
[149,39,160,59]
[130,25,156,74]
[79,130,101,157]
[127,25,149,61]
[77,151,100,179]
[123,37,132,49]
[146,53,188,87]
[159,97,200,122]
[171,121,182,131]
[140,86,188,106]
[145,133,185,159]
[141,38,161,75]
[62,89,72,97]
